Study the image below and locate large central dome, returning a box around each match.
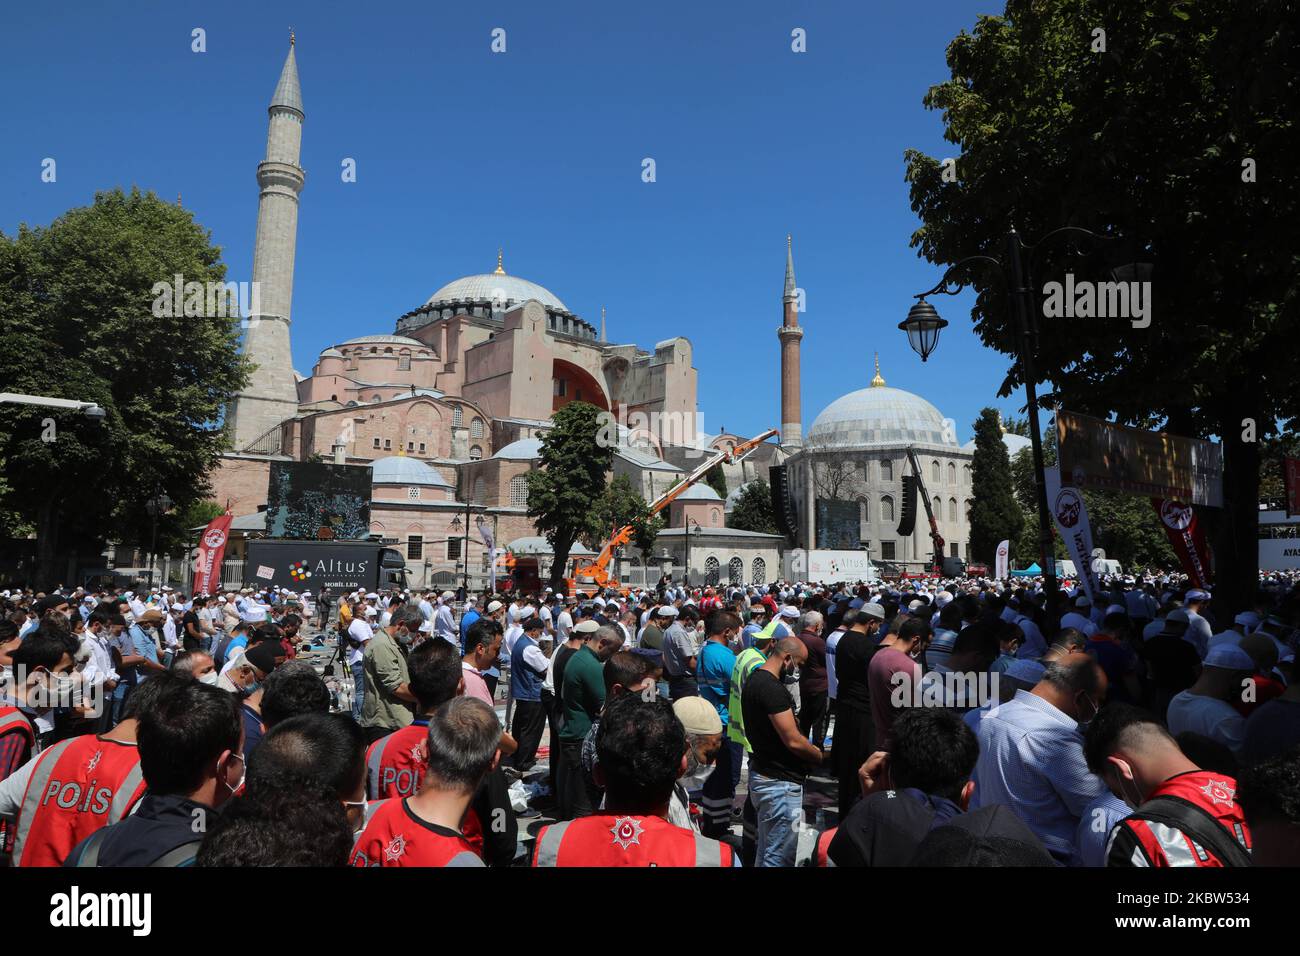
[806,385,954,449]
[426,267,569,313]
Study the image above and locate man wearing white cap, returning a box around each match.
[1182,589,1214,660]
[1166,643,1254,755]
[434,591,457,646]
[1060,596,1099,637]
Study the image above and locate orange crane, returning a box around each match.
[573,428,781,591]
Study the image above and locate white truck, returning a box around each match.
[783,549,882,584]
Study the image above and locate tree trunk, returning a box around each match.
[34,494,60,591]
[550,535,572,594]
[1211,408,1261,618]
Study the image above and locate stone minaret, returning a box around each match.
[778,234,803,448]
[228,36,306,451]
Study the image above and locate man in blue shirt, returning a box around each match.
[697,610,742,839]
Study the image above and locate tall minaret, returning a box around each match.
[228,35,306,451]
[778,234,803,448]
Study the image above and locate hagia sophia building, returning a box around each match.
[212,41,1026,589]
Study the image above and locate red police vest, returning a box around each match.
[365,724,487,855]
[532,814,734,867]
[0,707,36,854]
[815,826,837,867]
[13,734,146,867]
[1113,771,1251,867]
[349,798,482,867]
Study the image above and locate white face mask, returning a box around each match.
[198,671,220,686]
[681,762,716,791]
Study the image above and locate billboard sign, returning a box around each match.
[266,461,372,540]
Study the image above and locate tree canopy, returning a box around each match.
[728,480,778,535]
[526,401,614,591]
[0,187,249,587]
[905,0,1298,610]
[969,408,1024,565]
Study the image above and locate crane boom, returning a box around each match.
[905,446,945,573]
[573,428,781,589]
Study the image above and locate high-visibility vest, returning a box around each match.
[727,647,767,749]
[365,722,487,856]
[349,797,482,867]
[13,734,145,867]
[0,707,36,854]
[532,814,733,867]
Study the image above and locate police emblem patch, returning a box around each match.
[86,749,103,773]
[610,816,644,850]
[1199,778,1235,808]
[384,833,408,862]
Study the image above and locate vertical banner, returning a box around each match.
[192,513,233,596]
[995,540,1010,579]
[1151,498,1213,588]
[476,517,495,593]
[1285,458,1300,517]
[1044,467,1101,605]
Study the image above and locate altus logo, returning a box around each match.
[289,560,312,581]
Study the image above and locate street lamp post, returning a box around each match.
[686,519,702,588]
[449,496,475,596]
[144,492,173,590]
[902,225,1140,629]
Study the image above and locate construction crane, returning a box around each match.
[573,428,781,590]
[904,446,945,574]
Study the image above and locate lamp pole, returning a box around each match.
[144,492,172,591]
[902,225,1140,630]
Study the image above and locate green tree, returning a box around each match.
[969,408,1024,565]
[705,463,729,500]
[0,188,250,587]
[729,480,778,535]
[526,402,614,591]
[904,0,1300,613]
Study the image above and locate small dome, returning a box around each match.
[340,334,426,348]
[370,455,452,487]
[493,438,543,461]
[807,386,955,449]
[426,274,568,313]
[319,348,344,358]
[507,536,595,556]
[675,484,723,501]
[962,432,1033,457]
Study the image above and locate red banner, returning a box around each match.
[1151,498,1213,587]
[1285,458,1300,517]
[192,513,233,596]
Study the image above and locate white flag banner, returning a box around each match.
[995,540,1010,579]
[1044,466,1101,605]
[476,518,496,592]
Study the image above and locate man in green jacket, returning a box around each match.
[361,607,420,745]
[558,623,624,819]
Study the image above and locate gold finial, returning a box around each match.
[289,28,295,46]
[494,248,505,275]
[870,352,886,388]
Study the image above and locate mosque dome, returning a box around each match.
[370,455,452,487]
[493,438,544,461]
[426,253,569,313]
[675,484,723,501]
[805,357,955,449]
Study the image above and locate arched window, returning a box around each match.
[880,459,893,481]
[881,495,895,523]
[398,352,411,371]
[509,475,529,508]
[711,508,721,526]
[933,497,942,518]
[948,497,957,522]
[948,462,956,484]
[704,557,720,586]
[452,406,463,428]
[470,417,484,439]
[751,557,766,586]
[963,464,972,486]
[469,445,482,461]
[932,460,941,484]
[728,557,743,585]
[858,497,870,537]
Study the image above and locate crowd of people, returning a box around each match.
[1,568,1299,867]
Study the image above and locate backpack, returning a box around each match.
[74,827,203,867]
[1127,795,1252,867]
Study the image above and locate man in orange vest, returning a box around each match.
[533,694,737,866]
[0,618,40,861]
[1,674,172,866]
[351,697,502,867]
[364,639,517,865]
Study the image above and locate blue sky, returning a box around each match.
[0,0,1027,446]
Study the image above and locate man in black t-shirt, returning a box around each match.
[830,604,885,819]
[741,637,823,867]
[181,605,203,653]
[1139,609,1200,721]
